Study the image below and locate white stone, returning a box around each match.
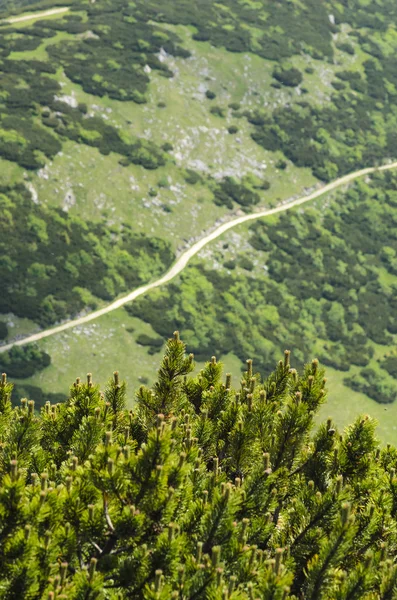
[54,93,78,108]
[63,189,76,211]
[25,182,39,204]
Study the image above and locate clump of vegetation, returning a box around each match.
[337,41,355,55]
[0,322,8,341]
[345,367,397,404]
[381,352,397,379]
[0,344,50,379]
[238,255,254,271]
[213,177,260,209]
[331,80,346,91]
[1,333,397,598]
[273,66,303,87]
[205,90,216,99]
[227,125,238,134]
[136,333,164,354]
[183,169,202,184]
[223,259,236,270]
[162,142,174,152]
[210,105,225,118]
[158,175,169,188]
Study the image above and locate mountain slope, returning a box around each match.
[1,0,397,434]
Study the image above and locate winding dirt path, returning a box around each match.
[1,6,69,25]
[2,161,397,352]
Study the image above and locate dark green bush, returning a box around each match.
[213,177,260,208]
[345,367,397,404]
[238,256,254,271]
[136,333,164,348]
[162,142,174,152]
[331,80,346,91]
[337,42,355,55]
[381,353,397,378]
[0,322,8,341]
[273,67,303,87]
[0,344,51,379]
[184,169,202,184]
[223,259,236,270]
[210,105,225,118]
[12,383,67,408]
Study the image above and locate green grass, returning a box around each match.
[29,142,225,250]
[16,309,166,396]
[0,157,24,185]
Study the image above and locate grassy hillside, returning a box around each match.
[1,0,397,438]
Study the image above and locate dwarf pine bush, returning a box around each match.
[0,332,396,599]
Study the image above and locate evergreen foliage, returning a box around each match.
[1,333,397,598]
[273,67,303,88]
[129,0,334,60]
[0,344,50,379]
[0,322,8,341]
[213,178,261,209]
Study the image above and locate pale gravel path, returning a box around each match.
[1,6,69,25]
[1,161,397,353]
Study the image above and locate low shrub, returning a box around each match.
[0,333,396,598]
